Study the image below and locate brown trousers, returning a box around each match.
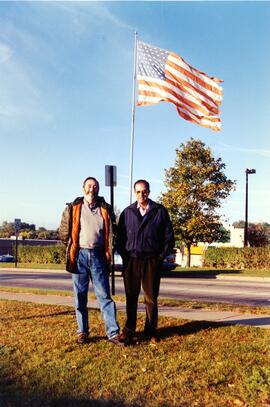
[123,256,161,336]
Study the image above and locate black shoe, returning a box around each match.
[143,331,160,344]
[109,334,125,346]
[77,332,89,344]
[119,331,138,345]
[149,335,160,344]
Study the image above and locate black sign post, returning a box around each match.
[105,165,117,295]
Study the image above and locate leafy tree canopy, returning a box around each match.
[160,138,235,264]
[248,223,269,247]
[0,221,58,240]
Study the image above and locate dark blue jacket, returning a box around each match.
[116,199,174,260]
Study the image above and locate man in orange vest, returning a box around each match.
[59,176,123,346]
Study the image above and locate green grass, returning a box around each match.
[1,299,270,406]
[0,262,65,269]
[1,285,270,316]
[171,266,270,278]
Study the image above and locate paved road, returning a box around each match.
[1,268,270,306]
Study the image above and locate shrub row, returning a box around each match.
[17,245,66,264]
[203,246,270,269]
[15,244,270,269]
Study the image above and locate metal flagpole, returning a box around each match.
[129,31,138,204]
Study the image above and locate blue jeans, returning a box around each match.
[72,248,119,339]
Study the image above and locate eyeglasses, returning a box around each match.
[135,190,149,195]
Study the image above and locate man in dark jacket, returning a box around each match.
[59,176,123,346]
[116,179,174,344]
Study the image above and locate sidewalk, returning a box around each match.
[1,290,270,329]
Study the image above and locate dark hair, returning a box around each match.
[133,179,150,191]
[83,177,99,188]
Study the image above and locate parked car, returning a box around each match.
[113,252,177,272]
[162,253,177,271]
[0,254,15,262]
[113,252,123,272]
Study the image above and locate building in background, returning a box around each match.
[175,226,244,267]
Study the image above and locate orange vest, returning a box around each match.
[68,201,112,272]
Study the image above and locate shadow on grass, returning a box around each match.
[52,398,140,407]
[0,309,74,321]
[223,316,270,327]
[160,269,242,279]
[157,320,226,339]
[0,390,140,407]
[1,368,139,407]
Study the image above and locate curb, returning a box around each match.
[216,275,270,282]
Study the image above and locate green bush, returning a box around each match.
[203,246,270,269]
[17,245,66,264]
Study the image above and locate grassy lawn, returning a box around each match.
[1,300,270,406]
[0,262,65,270]
[1,285,270,316]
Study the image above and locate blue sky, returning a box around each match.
[0,1,269,229]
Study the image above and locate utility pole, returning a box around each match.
[244,168,256,247]
[105,165,117,295]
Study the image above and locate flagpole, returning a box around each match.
[129,31,138,204]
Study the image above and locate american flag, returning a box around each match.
[137,41,223,131]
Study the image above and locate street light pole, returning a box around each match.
[244,168,256,247]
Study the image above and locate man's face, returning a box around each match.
[83,179,99,202]
[134,182,149,206]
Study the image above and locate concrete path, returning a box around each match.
[1,291,270,329]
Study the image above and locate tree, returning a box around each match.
[0,222,15,238]
[160,138,235,266]
[19,223,36,239]
[36,228,59,240]
[0,221,58,240]
[217,225,231,243]
[248,224,269,247]
[21,222,36,231]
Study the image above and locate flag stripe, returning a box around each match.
[139,90,221,128]
[177,108,221,131]
[138,77,220,118]
[137,81,221,129]
[138,75,220,115]
[165,76,220,113]
[165,60,222,105]
[169,53,223,95]
[137,41,223,131]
